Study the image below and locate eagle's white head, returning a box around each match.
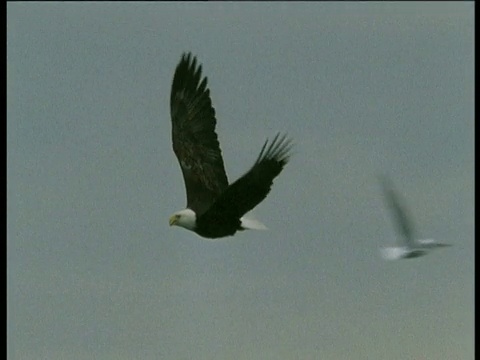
[169,208,197,231]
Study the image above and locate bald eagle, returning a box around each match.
[168,52,293,239]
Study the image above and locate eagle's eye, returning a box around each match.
[169,214,181,226]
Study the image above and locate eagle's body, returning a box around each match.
[378,175,451,260]
[168,53,292,239]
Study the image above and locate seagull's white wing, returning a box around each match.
[378,175,416,247]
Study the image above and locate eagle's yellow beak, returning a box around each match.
[169,215,178,226]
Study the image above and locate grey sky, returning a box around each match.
[7,2,474,360]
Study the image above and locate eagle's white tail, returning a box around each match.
[240,216,268,231]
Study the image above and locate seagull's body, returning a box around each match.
[378,175,451,260]
[379,239,451,260]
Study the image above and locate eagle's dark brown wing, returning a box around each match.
[201,133,293,222]
[170,53,228,215]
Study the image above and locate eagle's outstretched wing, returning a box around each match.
[378,175,416,247]
[170,53,229,215]
[202,133,293,221]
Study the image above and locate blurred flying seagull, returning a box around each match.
[378,175,451,260]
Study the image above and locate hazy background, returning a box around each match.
[7,3,474,360]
